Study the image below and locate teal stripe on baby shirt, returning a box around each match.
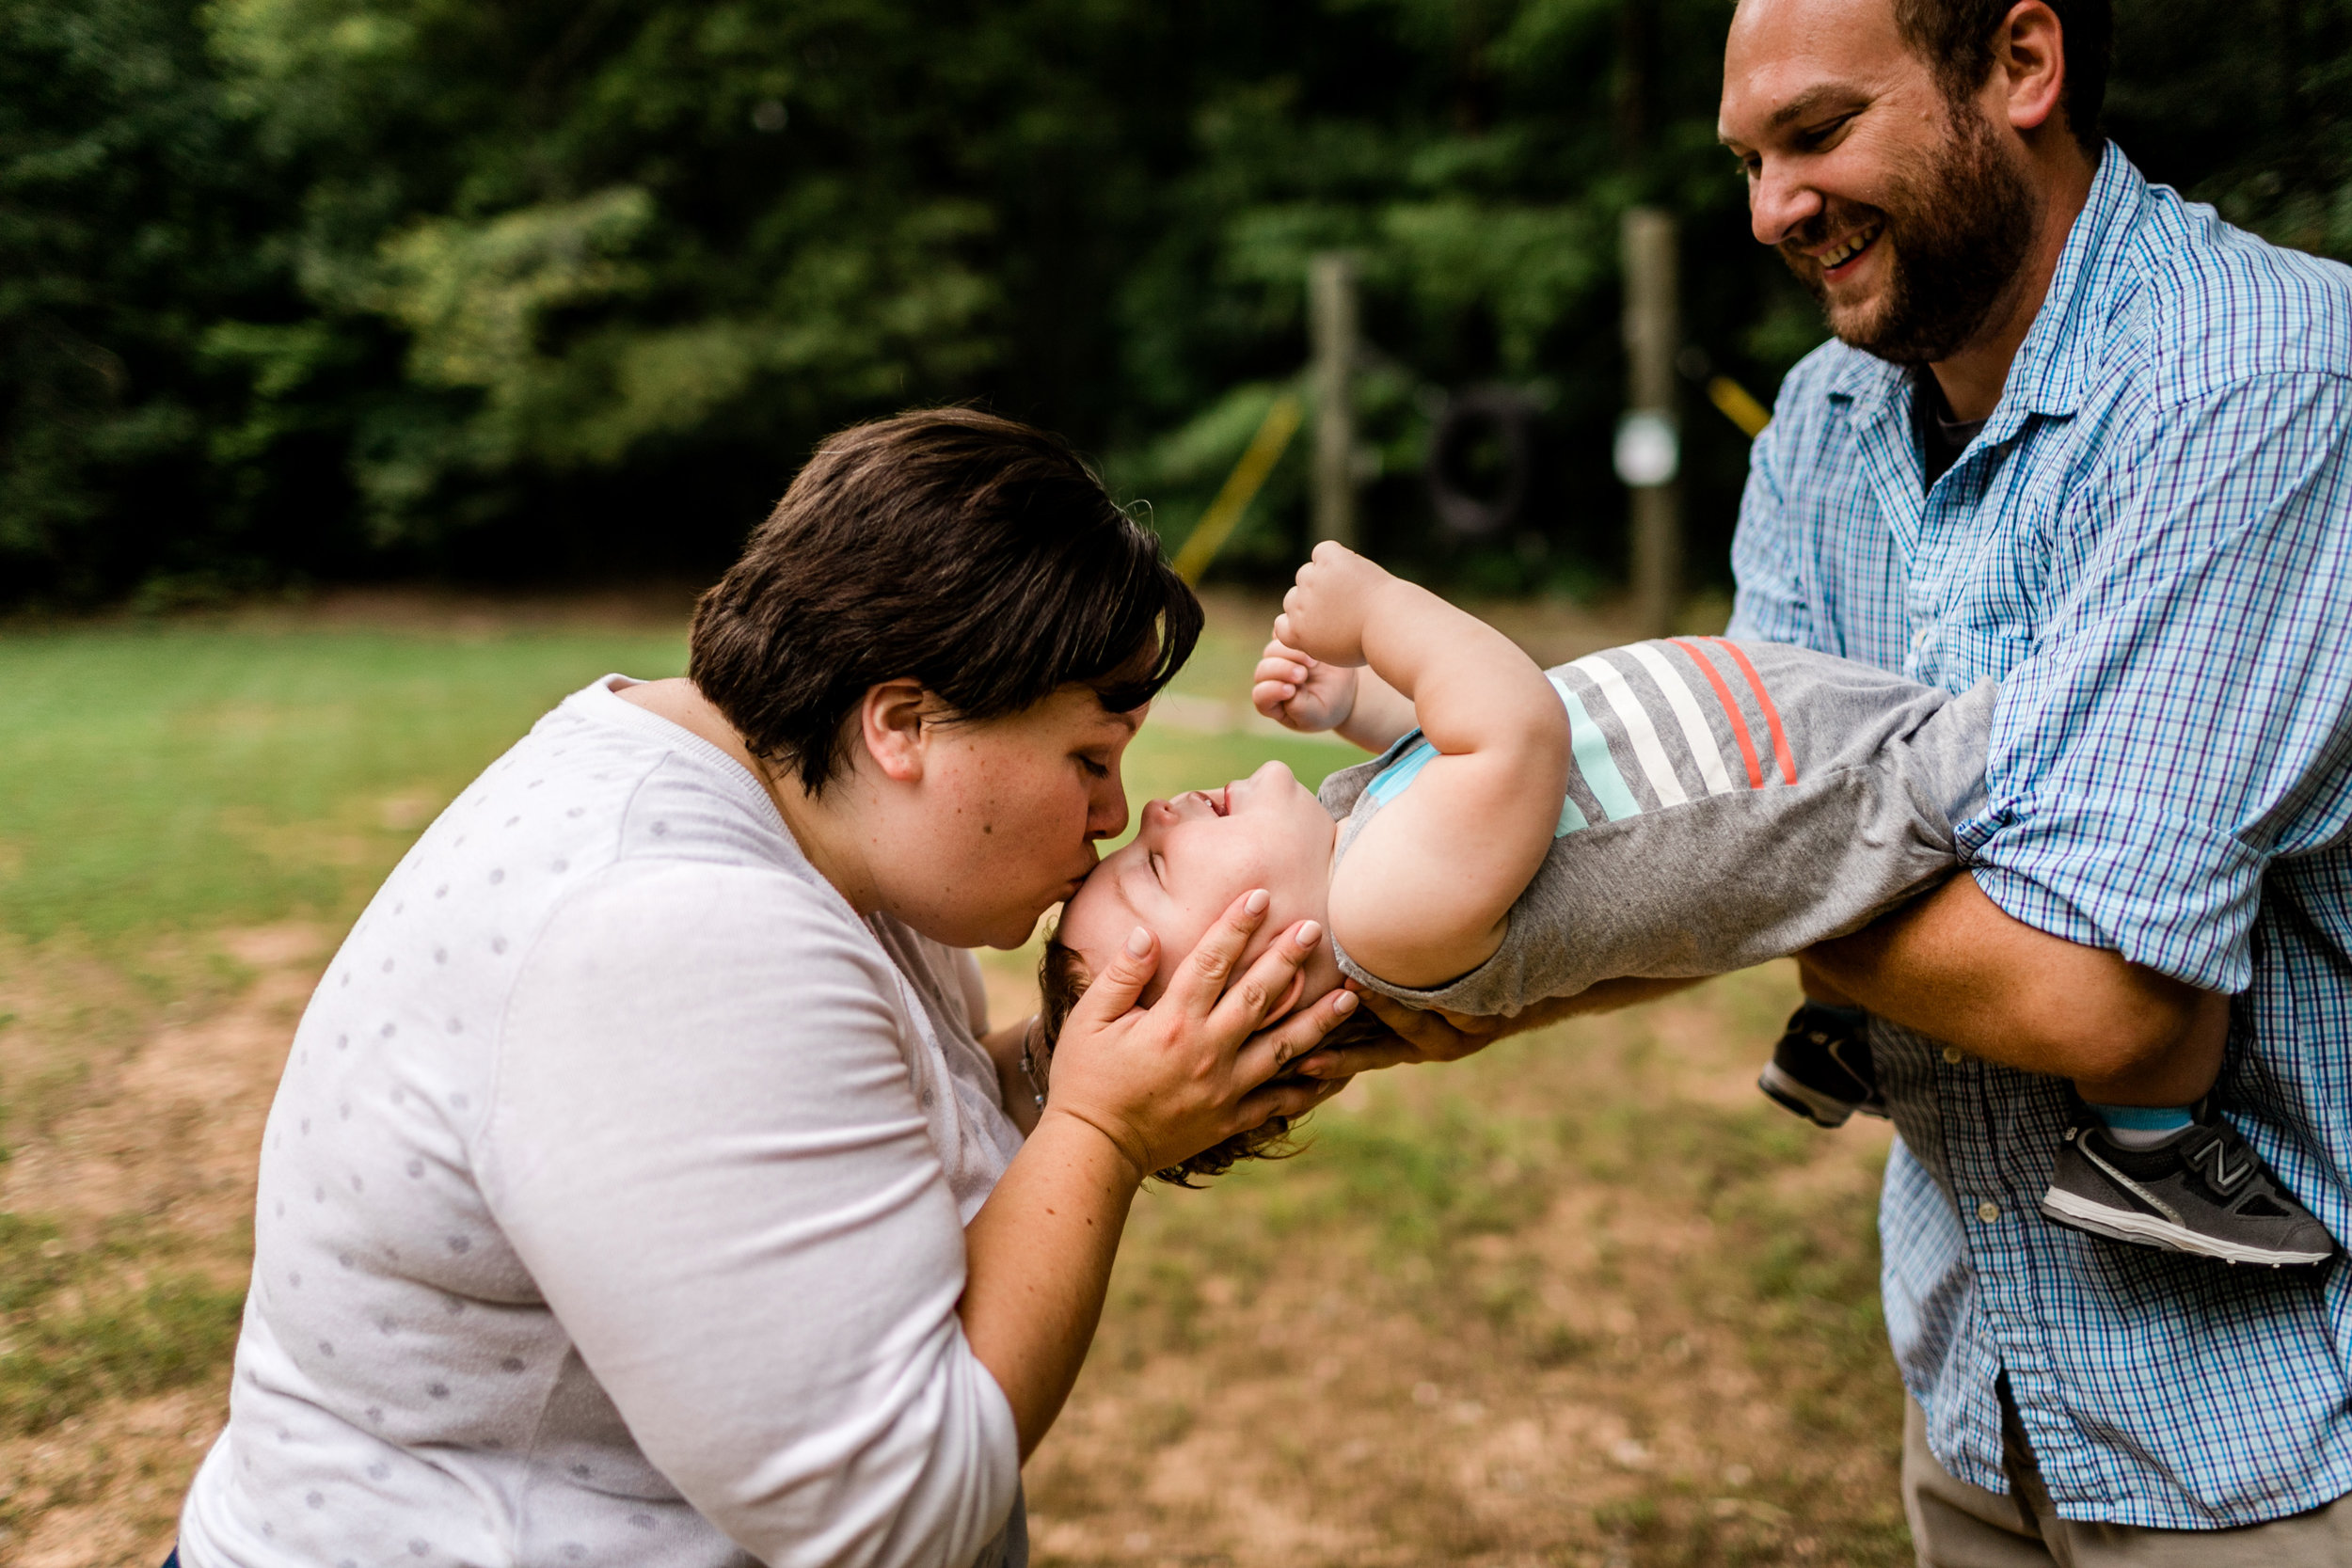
[1364,737,1438,805]
[1550,674,1640,823]
[1363,691,1603,838]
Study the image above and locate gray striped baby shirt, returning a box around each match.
[1317,638,1995,1016]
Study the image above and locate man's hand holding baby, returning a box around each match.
[1293,977,1708,1082]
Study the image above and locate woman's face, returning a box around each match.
[874,685,1145,949]
[1057,759,1343,1006]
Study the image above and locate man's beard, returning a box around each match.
[1782,105,2039,366]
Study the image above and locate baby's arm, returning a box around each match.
[1276,543,1569,989]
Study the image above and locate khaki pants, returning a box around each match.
[1904,1389,2352,1565]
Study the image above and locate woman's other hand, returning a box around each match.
[1045,887,1355,1180]
[1293,976,1707,1080]
[1292,985,1509,1078]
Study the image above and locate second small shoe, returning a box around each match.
[1758,1003,1885,1129]
[2040,1109,2339,1268]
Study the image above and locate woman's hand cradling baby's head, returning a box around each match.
[1035,761,1359,1181]
[1037,889,1356,1184]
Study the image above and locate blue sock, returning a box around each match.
[2089,1101,2194,1149]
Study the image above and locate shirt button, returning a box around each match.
[1978,1200,2001,1223]
[1943,1045,1964,1064]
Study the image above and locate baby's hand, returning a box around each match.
[1252,637,1359,733]
[1272,542,1394,668]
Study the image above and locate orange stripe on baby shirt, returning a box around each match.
[1670,639,1764,788]
[1708,638,1798,784]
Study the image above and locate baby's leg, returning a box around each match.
[1757,968,1883,1129]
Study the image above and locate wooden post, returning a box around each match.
[1309,252,1360,550]
[1620,208,1680,639]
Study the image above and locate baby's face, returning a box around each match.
[1057,758,1344,1007]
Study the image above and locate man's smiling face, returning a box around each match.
[1719,0,2039,365]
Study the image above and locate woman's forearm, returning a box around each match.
[961,895,1346,1457]
[959,1111,1141,1455]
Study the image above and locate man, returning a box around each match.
[1718,0,2352,1560]
[1303,0,2352,1550]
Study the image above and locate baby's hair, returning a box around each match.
[1034,932,1397,1185]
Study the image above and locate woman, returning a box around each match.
[172,410,1356,1568]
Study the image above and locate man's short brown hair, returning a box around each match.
[1895,0,2111,154]
[690,408,1200,792]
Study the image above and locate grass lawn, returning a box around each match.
[0,594,1908,1567]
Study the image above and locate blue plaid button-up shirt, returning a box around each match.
[1728,146,2352,1529]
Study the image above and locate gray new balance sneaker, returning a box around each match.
[2040,1111,2339,1267]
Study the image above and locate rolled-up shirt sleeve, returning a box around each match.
[1958,372,2352,992]
[481,862,1019,1568]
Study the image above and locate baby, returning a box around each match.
[1041,544,2332,1267]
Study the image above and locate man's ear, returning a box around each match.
[858,678,935,784]
[1994,1,2067,135]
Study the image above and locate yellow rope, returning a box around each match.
[1707,375,1773,439]
[1171,392,1305,585]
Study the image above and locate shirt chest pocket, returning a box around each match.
[1917,431,2075,647]
[1925,622,2036,689]
[1908,514,2051,685]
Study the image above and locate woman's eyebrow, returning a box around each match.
[1088,705,1147,739]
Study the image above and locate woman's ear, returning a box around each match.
[859,678,935,784]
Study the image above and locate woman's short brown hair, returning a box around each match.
[1035,934,1397,1185]
[691,408,1201,792]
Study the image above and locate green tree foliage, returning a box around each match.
[1103,0,1802,585]
[2109,0,2352,258]
[0,0,298,598]
[2,0,2347,603]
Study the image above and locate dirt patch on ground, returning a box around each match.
[0,1388,223,1568]
[4,926,320,1244]
[1022,977,1910,1568]
[0,925,330,1568]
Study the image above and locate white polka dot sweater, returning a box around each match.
[178,677,1026,1568]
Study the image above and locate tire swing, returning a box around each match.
[1426,388,1542,540]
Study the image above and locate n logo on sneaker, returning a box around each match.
[2188,1136,2249,1194]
